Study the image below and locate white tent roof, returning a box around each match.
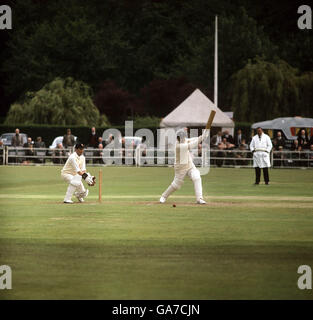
[160,89,234,128]
[251,117,313,140]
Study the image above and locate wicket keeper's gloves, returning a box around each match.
[82,173,96,186]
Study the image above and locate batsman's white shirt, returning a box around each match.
[175,131,208,173]
[61,152,86,176]
[250,133,273,168]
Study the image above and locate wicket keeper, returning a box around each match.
[61,143,95,203]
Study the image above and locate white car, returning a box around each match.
[49,136,77,149]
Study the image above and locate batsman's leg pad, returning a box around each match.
[189,168,201,182]
[188,168,203,201]
[193,178,203,201]
[162,184,177,199]
[172,177,184,190]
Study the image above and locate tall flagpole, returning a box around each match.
[214,15,218,108]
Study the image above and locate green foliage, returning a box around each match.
[131,116,161,128]
[5,77,109,126]
[1,1,312,122]
[174,7,276,105]
[2,1,124,96]
[229,58,313,122]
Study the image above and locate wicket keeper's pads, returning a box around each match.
[71,174,83,187]
[82,173,96,186]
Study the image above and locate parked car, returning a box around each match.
[0,133,28,146]
[49,136,77,149]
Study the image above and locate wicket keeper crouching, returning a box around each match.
[160,129,209,205]
[61,143,95,203]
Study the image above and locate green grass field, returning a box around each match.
[0,166,313,300]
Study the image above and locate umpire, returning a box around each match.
[250,127,273,185]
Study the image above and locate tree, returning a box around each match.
[2,0,126,98]
[5,77,109,126]
[138,78,198,117]
[174,7,277,107]
[94,81,135,125]
[229,58,313,122]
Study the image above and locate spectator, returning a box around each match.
[240,138,249,150]
[309,134,313,147]
[87,127,98,148]
[210,131,223,147]
[222,137,235,165]
[234,129,245,147]
[273,145,286,167]
[273,131,285,150]
[94,143,104,164]
[23,137,35,164]
[216,142,226,167]
[11,128,23,147]
[34,136,46,148]
[135,137,148,165]
[290,139,302,167]
[297,129,309,150]
[291,139,301,151]
[34,137,46,164]
[53,143,66,164]
[96,136,103,148]
[222,130,234,144]
[62,129,75,149]
[121,137,136,165]
[235,143,248,166]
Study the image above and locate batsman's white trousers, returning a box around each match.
[162,166,203,201]
[61,173,86,201]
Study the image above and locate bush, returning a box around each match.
[131,116,161,128]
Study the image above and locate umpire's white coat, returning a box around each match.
[250,133,273,168]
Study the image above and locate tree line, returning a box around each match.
[1,0,312,124]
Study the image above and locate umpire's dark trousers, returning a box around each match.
[255,167,269,184]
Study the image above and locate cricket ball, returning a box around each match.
[173,204,176,207]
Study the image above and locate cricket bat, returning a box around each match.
[205,110,216,129]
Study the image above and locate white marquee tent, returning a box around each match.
[160,89,234,128]
[158,89,234,149]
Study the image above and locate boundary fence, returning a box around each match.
[0,146,313,168]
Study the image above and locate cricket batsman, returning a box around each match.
[61,143,95,203]
[159,128,210,204]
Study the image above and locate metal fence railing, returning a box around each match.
[1,146,313,168]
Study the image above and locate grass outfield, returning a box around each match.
[0,166,313,300]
